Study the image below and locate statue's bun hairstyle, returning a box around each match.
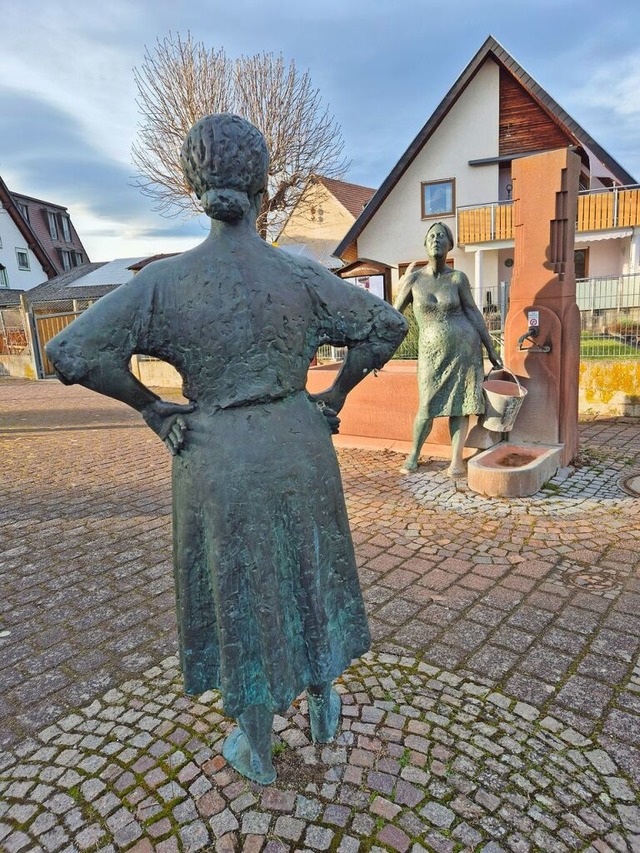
[180,114,269,223]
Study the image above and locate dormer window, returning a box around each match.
[47,211,59,240]
[61,216,71,242]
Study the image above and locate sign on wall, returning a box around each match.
[343,275,385,300]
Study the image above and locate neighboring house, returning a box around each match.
[335,36,639,319]
[26,257,144,309]
[19,257,145,379]
[276,175,375,272]
[0,174,90,291]
[11,190,90,278]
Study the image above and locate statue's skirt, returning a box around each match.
[171,391,370,718]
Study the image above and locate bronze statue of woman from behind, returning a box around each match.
[394,221,502,476]
[46,114,407,784]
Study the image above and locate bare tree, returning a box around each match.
[132,32,349,236]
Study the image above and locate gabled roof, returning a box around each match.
[11,190,90,275]
[0,177,58,278]
[26,256,153,304]
[0,288,26,308]
[26,263,108,303]
[335,35,636,259]
[276,174,375,241]
[315,176,375,218]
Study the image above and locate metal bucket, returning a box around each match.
[481,368,527,432]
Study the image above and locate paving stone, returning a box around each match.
[370,796,401,820]
[377,824,411,852]
[210,808,239,837]
[304,824,334,850]
[274,815,305,841]
[420,802,456,828]
[179,820,210,851]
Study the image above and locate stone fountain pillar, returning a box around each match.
[468,148,581,496]
[503,147,581,467]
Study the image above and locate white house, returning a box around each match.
[0,174,89,293]
[335,36,638,321]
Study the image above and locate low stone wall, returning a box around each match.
[579,360,640,417]
[0,353,36,380]
[307,361,494,450]
[131,356,182,388]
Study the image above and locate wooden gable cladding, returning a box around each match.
[499,66,573,157]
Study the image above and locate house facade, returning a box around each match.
[0,175,90,292]
[335,37,638,323]
[276,175,375,272]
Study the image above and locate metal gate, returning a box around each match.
[34,312,81,377]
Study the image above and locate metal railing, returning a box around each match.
[316,345,347,362]
[578,185,640,232]
[457,184,640,245]
[578,272,640,359]
[457,201,513,245]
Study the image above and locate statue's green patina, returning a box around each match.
[46,114,407,784]
[394,222,502,477]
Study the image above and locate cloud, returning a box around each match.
[0,88,188,223]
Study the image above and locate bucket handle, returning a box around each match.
[485,365,525,396]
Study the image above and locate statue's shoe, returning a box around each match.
[222,728,276,785]
[308,687,341,743]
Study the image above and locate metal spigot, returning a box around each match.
[518,326,551,353]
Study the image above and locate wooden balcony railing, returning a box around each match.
[457,185,640,246]
[457,203,513,245]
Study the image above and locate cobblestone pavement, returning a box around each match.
[1,377,640,852]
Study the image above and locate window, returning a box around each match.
[60,250,73,271]
[17,203,29,222]
[575,248,589,279]
[61,216,71,242]
[16,249,30,270]
[0,264,8,287]
[421,179,455,219]
[74,251,84,265]
[47,211,59,240]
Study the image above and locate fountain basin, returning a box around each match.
[467,442,563,497]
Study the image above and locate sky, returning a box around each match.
[1,0,639,263]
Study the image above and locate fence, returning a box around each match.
[0,308,30,356]
[317,274,639,363]
[577,272,640,359]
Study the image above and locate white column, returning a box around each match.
[474,250,484,308]
[629,228,640,272]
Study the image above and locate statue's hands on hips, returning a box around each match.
[308,391,343,434]
[142,399,196,455]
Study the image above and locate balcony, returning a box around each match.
[457,185,640,246]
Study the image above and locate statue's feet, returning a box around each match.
[222,728,276,785]
[400,457,419,473]
[446,463,466,478]
[308,688,341,743]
